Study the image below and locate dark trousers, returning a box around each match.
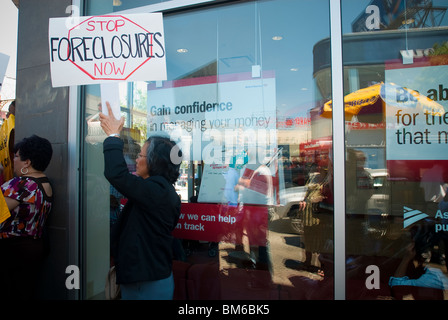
[0,237,44,300]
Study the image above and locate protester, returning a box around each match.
[0,135,53,300]
[0,100,15,183]
[99,102,182,300]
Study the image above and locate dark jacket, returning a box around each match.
[103,137,181,284]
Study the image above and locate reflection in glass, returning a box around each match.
[82,0,334,300]
[341,0,448,299]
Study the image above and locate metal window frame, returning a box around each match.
[68,0,83,301]
[329,0,345,300]
[71,0,347,300]
[115,0,218,14]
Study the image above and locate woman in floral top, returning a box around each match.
[0,135,53,300]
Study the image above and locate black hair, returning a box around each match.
[14,135,53,172]
[145,136,182,184]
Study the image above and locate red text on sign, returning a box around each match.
[86,19,126,32]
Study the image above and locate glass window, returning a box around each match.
[340,0,448,300]
[86,0,172,14]
[82,0,333,300]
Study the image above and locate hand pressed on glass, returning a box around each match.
[99,101,125,137]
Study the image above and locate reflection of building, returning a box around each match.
[314,27,448,101]
[299,137,332,168]
[352,0,447,32]
[312,26,448,218]
[312,27,448,167]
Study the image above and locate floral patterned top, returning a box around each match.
[0,176,53,239]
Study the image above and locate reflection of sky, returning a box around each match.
[160,0,332,119]
[343,0,448,33]
[96,0,448,120]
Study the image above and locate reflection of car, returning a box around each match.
[366,169,390,216]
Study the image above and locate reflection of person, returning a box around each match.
[297,164,332,276]
[224,148,274,269]
[223,159,240,205]
[389,241,448,290]
[99,102,182,300]
[420,164,445,215]
[345,149,374,255]
[420,165,447,266]
[346,149,373,214]
[0,135,53,300]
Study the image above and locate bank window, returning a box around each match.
[82,0,334,300]
[340,0,448,300]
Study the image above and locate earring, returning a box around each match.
[21,167,28,175]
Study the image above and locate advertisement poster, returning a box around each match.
[385,59,448,180]
[48,13,166,87]
[147,72,278,206]
[198,161,278,205]
[172,202,268,246]
[147,71,277,163]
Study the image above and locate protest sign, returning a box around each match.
[100,82,121,119]
[48,13,166,87]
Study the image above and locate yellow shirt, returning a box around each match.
[0,114,15,182]
[0,192,10,224]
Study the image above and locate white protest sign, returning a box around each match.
[49,13,166,87]
[100,83,121,119]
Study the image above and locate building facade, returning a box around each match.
[14,0,448,300]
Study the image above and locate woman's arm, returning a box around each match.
[4,196,19,211]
